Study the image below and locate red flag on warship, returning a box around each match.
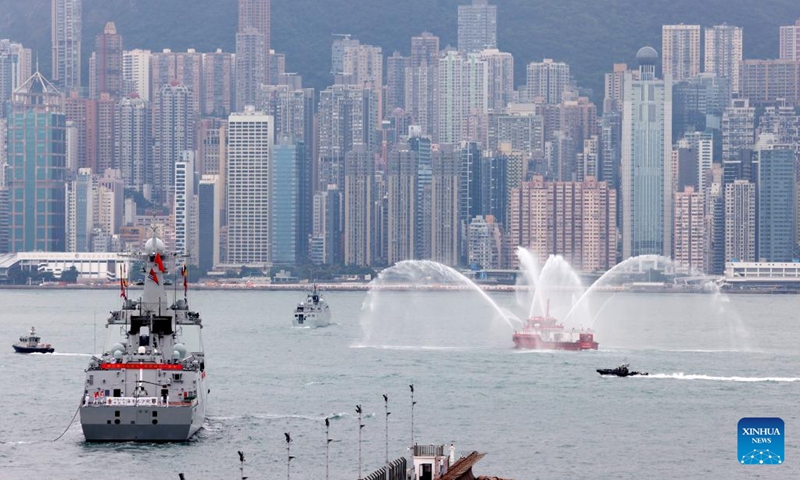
[154,252,166,273]
[119,264,128,299]
[181,264,188,296]
[148,268,159,285]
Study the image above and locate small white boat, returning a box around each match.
[12,326,55,353]
[293,285,331,328]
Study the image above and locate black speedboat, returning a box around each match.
[596,363,647,377]
[12,326,55,354]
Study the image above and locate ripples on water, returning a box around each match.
[0,289,798,479]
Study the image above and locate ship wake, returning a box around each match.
[350,344,476,351]
[642,373,800,383]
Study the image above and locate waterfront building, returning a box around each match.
[8,72,66,252]
[198,175,221,272]
[508,176,617,272]
[621,47,673,259]
[467,215,503,269]
[755,136,795,262]
[226,108,273,267]
[65,168,95,252]
[673,187,705,273]
[271,136,303,266]
[724,179,756,263]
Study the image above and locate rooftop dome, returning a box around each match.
[636,46,659,66]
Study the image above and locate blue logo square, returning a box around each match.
[739,417,784,465]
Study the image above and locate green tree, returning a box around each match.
[61,266,80,283]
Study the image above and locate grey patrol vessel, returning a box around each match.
[80,234,208,441]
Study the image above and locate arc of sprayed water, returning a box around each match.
[516,248,588,325]
[562,255,663,329]
[562,254,698,329]
[516,247,543,318]
[364,260,521,331]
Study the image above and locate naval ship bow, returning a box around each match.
[79,232,207,441]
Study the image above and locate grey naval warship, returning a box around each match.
[79,234,207,441]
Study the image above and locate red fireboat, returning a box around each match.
[512,301,598,351]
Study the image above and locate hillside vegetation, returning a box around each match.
[1,0,798,100]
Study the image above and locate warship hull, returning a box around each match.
[292,311,331,328]
[80,388,207,442]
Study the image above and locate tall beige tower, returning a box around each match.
[662,24,701,82]
[704,24,743,92]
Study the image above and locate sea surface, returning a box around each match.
[0,288,797,479]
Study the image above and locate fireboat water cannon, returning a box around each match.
[512,300,598,351]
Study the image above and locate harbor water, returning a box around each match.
[0,289,797,479]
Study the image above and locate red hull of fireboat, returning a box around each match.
[512,334,598,351]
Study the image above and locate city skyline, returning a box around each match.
[1,1,800,281]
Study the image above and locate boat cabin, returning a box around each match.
[18,327,41,345]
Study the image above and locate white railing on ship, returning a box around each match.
[104,397,161,406]
[84,396,195,407]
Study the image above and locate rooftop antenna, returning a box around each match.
[237,450,247,480]
[325,417,332,480]
[285,432,295,480]
[356,404,364,480]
